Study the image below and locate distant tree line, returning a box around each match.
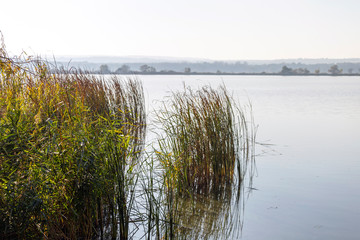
[57,61,360,75]
[279,64,345,75]
[98,64,192,74]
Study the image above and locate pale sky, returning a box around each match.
[1,0,359,60]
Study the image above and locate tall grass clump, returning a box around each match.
[153,84,256,238]
[0,39,145,239]
[155,85,254,195]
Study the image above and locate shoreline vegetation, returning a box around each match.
[53,60,360,76]
[1,38,256,239]
[1,43,147,239]
[59,64,360,76]
[99,72,360,76]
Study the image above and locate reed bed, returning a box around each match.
[153,84,256,239]
[1,34,256,239]
[0,43,146,239]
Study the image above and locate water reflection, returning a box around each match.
[140,75,360,240]
[171,174,254,240]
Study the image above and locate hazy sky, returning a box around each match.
[1,0,359,60]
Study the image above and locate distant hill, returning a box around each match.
[53,55,360,64]
[54,55,210,64]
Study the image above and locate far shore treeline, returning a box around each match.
[52,59,360,76]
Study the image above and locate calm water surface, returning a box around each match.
[137,75,360,239]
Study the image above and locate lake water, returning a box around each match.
[135,75,360,240]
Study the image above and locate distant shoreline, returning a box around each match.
[99,72,360,77]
